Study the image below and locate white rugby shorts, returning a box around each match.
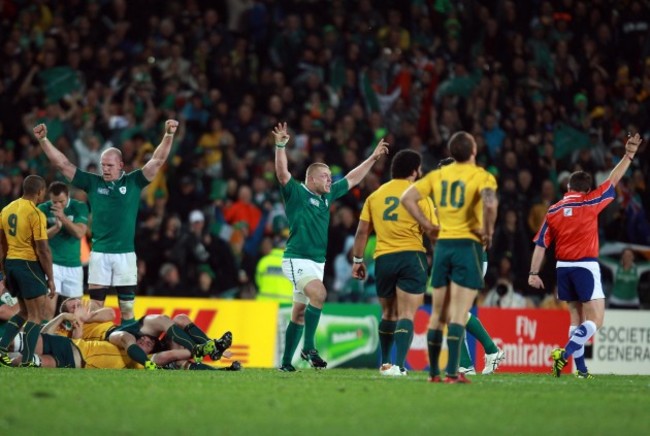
[281,258,325,304]
[52,264,84,297]
[88,251,138,287]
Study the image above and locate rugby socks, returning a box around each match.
[568,325,588,372]
[427,329,443,377]
[303,304,321,351]
[21,322,42,364]
[127,343,149,365]
[282,321,304,366]
[466,313,499,354]
[0,314,26,351]
[185,323,210,344]
[378,319,397,364]
[445,323,465,377]
[459,338,473,369]
[564,320,597,360]
[166,325,196,351]
[394,319,413,370]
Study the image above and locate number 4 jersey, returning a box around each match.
[413,162,497,243]
[360,179,437,258]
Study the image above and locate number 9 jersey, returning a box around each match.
[413,162,497,242]
[0,198,48,261]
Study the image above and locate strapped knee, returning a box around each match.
[116,286,137,316]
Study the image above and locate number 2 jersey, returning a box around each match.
[360,179,437,258]
[413,162,497,243]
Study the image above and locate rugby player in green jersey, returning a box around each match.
[272,122,389,372]
[38,182,89,320]
[33,120,178,325]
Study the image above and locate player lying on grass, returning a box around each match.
[10,313,238,370]
[41,298,233,369]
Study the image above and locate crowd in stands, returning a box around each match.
[1,0,649,308]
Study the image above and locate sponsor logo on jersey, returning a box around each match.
[309,198,319,207]
[97,188,109,195]
[563,208,573,217]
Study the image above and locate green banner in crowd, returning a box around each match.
[278,303,381,368]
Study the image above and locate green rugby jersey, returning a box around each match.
[281,177,349,263]
[72,169,149,253]
[38,198,89,267]
[612,265,639,301]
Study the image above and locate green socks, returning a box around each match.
[446,323,465,377]
[282,321,304,366]
[22,321,42,364]
[0,314,25,351]
[460,339,473,369]
[427,329,443,377]
[127,343,149,365]
[166,325,196,351]
[466,314,498,354]
[394,319,413,369]
[185,323,210,344]
[303,304,321,351]
[378,319,397,364]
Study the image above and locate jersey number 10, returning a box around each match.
[439,181,466,208]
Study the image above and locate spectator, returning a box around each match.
[156,263,185,296]
[600,248,650,309]
[223,185,262,233]
[482,278,533,309]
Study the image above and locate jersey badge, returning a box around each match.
[563,208,573,217]
[119,186,127,195]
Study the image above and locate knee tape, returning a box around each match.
[88,287,110,302]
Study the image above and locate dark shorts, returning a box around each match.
[41,333,77,368]
[430,239,484,290]
[4,259,48,300]
[375,251,428,298]
[110,317,145,337]
[556,262,604,302]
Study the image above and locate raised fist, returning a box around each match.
[33,124,48,140]
[625,133,642,155]
[165,120,179,134]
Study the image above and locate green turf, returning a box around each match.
[1,369,649,435]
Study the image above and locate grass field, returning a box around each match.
[2,368,649,435]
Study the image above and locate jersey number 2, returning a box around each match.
[383,197,399,221]
[440,181,465,208]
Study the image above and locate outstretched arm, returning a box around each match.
[608,133,642,186]
[142,120,179,181]
[33,124,78,181]
[344,138,389,188]
[273,122,291,186]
